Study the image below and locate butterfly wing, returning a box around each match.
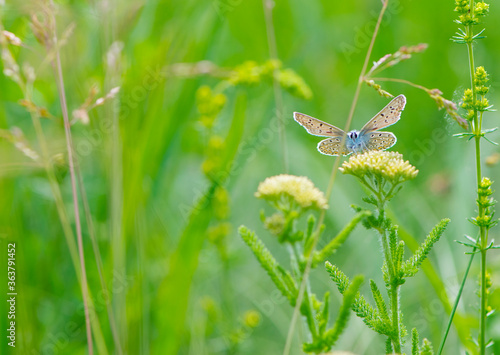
[294,112,345,137]
[365,132,397,151]
[360,94,406,133]
[317,137,351,156]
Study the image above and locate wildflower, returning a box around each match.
[207,222,231,244]
[229,61,262,85]
[475,67,489,86]
[0,127,40,162]
[263,213,286,236]
[275,68,313,100]
[340,151,418,195]
[2,31,22,46]
[255,174,328,211]
[461,88,474,110]
[475,2,489,16]
[243,310,260,328]
[454,0,469,13]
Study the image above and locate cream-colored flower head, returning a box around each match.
[255,174,328,211]
[340,151,418,184]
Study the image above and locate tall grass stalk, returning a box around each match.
[283,1,390,353]
[262,0,288,172]
[47,3,93,352]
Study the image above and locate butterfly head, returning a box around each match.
[347,130,360,140]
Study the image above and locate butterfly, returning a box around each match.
[294,94,406,156]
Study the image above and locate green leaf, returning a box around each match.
[411,328,419,355]
[420,338,434,355]
[324,275,364,346]
[239,226,295,304]
[370,280,390,322]
[402,219,450,278]
[312,210,370,267]
[154,184,216,354]
[326,262,387,335]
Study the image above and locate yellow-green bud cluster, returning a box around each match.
[229,60,313,100]
[455,0,489,25]
[202,135,226,180]
[263,213,286,236]
[474,177,497,229]
[475,66,490,96]
[243,310,261,328]
[207,222,231,245]
[461,89,474,110]
[229,60,263,85]
[475,2,490,16]
[454,0,469,13]
[213,186,230,220]
[196,85,227,129]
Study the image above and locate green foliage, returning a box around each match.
[331,153,449,352]
[239,226,296,304]
[322,275,364,347]
[312,210,371,267]
[370,280,389,323]
[240,176,368,353]
[402,219,450,278]
[421,338,435,355]
[412,328,420,355]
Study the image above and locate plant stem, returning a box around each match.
[437,248,476,355]
[390,286,402,353]
[377,198,402,353]
[465,2,488,350]
[49,4,93,352]
[262,0,288,173]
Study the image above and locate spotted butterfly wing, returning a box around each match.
[365,132,397,151]
[293,112,345,137]
[317,137,351,156]
[360,95,406,133]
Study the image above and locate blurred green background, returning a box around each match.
[1,0,500,354]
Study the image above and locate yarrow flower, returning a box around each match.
[255,174,328,211]
[340,151,418,186]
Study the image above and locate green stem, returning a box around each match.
[49,4,93,351]
[262,0,288,173]
[437,248,476,355]
[466,6,488,351]
[390,286,402,353]
[377,199,402,353]
[480,236,487,354]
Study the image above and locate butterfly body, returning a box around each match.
[294,95,406,156]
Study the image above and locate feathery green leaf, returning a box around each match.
[239,225,294,303]
[402,219,450,278]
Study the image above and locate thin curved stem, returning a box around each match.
[437,249,476,355]
[263,0,288,173]
[48,3,93,352]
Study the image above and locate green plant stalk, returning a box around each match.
[48,4,93,352]
[282,2,390,353]
[437,249,476,355]
[377,195,402,353]
[262,0,288,173]
[465,4,488,351]
[287,244,318,340]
